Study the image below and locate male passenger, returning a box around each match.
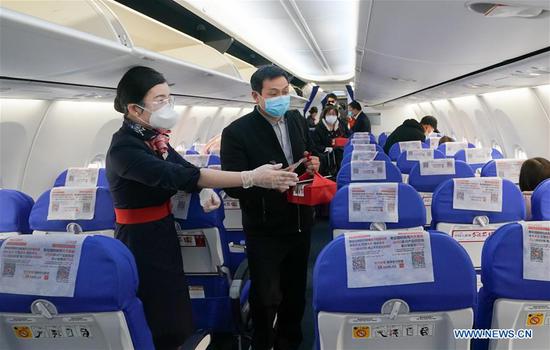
[383,115,438,154]
[325,92,338,106]
[220,65,321,350]
[347,100,371,133]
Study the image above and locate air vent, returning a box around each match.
[467,2,545,18]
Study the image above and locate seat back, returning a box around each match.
[342,149,391,166]
[343,143,384,159]
[336,161,402,189]
[0,189,34,238]
[454,148,503,172]
[378,132,390,148]
[330,183,425,238]
[397,149,445,175]
[476,222,550,350]
[431,178,525,268]
[53,168,108,188]
[0,235,154,350]
[388,140,429,161]
[349,132,377,144]
[29,187,115,237]
[425,136,441,149]
[437,142,475,158]
[531,179,550,220]
[480,159,525,185]
[313,230,476,350]
[408,160,475,226]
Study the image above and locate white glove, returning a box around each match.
[241,163,298,191]
[199,188,221,213]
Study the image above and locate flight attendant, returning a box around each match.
[106,66,298,350]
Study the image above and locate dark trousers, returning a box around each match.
[116,216,194,350]
[245,231,311,350]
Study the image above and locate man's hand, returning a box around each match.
[304,151,320,175]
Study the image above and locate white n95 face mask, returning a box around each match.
[325,115,338,125]
[149,104,180,130]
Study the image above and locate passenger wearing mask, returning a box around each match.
[347,100,371,133]
[383,115,439,154]
[311,105,351,173]
[106,66,298,350]
[220,65,321,350]
[306,106,318,128]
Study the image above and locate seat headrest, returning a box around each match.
[330,183,425,230]
[431,178,525,225]
[343,143,384,158]
[349,132,376,144]
[389,140,429,161]
[0,235,138,313]
[408,160,475,193]
[436,142,475,158]
[29,187,115,232]
[453,148,503,171]
[396,149,445,175]
[480,222,550,301]
[53,168,108,188]
[313,231,476,313]
[341,150,391,165]
[480,159,525,185]
[532,179,550,220]
[378,132,389,147]
[174,190,225,229]
[185,149,199,155]
[336,161,402,189]
[0,189,34,234]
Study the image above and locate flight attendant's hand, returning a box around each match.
[199,188,221,213]
[304,151,320,175]
[241,163,298,191]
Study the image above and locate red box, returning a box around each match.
[287,171,337,206]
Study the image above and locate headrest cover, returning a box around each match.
[313,231,476,313]
[397,149,445,175]
[431,178,525,224]
[532,179,550,220]
[408,160,475,193]
[330,183,425,230]
[54,168,108,188]
[336,161,402,188]
[29,187,115,231]
[0,189,34,234]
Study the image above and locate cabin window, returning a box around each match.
[514,146,527,160]
[491,141,503,154]
[474,138,484,148]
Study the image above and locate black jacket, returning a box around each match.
[220,107,319,235]
[383,119,426,154]
[311,120,350,175]
[351,111,371,133]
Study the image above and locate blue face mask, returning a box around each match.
[263,95,290,118]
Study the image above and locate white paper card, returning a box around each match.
[419,159,456,176]
[398,141,423,152]
[183,155,210,168]
[522,221,550,282]
[465,148,492,165]
[353,132,371,139]
[65,168,99,187]
[495,159,524,184]
[171,191,192,219]
[47,187,96,220]
[428,137,441,149]
[353,144,376,152]
[189,285,206,299]
[453,178,503,212]
[444,142,468,156]
[345,230,435,288]
[0,235,86,297]
[351,138,370,145]
[351,161,387,181]
[348,183,399,223]
[352,151,378,161]
[407,149,434,161]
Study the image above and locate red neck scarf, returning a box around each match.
[146,129,171,156]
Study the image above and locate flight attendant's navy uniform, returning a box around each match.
[106,118,200,349]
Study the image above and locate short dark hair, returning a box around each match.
[326,93,338,101]
[114,66,166,114]
[420,115,438,129]
[438,136,454,145]
[519,157,550,191]
[348,100,362,111]
[250,65,289,93]
[309,106,318,114]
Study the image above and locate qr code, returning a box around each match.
[56,266,70,283]
[2,263,15,277]
[412,251,426,269]
[422,162,429,168]
[52,203,59,212]
[82,203,91,213]
[456,191,464,201]
[490,193,499,203]
[353,202,361,212]
[177,200,187,210]
[353,168,359,174]
[387,203,395,212]
[530,247,543,263]
[352,255,366,272]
